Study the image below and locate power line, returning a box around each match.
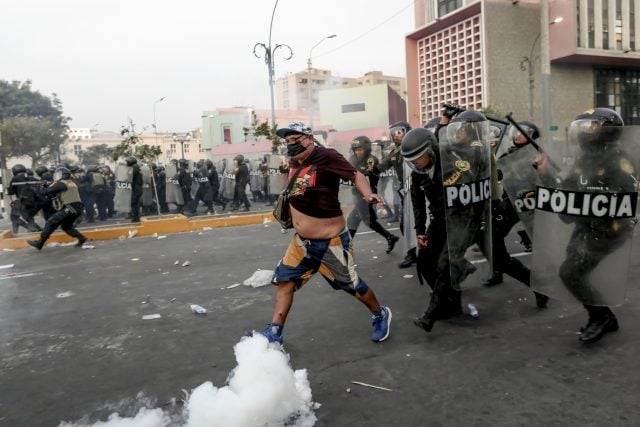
[314,1,415,60]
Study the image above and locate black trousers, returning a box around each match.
[347,196,392,239]
[40,206,84,242]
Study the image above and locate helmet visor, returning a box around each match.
[568,119,601,145]
[53,171,63,181]
[446,121,488,146]
[390,126,407,142]
[506,124,535,145]
[404,152,434,175]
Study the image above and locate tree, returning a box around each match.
[79,144,113,166]
[251,120,280,153]
[111,119,162,163]
[0,80,69,168]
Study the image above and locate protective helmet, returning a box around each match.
[53,166,71,181]
[69,165,80,174]
[570,107,624,146]
[125,156,138,166]
[35,165,49,177]
[389,121,412,145]
[424,117,441,133]
[351,136,372,155]
[401,128,438,174]
[446,110,488,145]
[234,154,245,163]
[26,169,34,177]
[11,164,27,175]
[205,160,214,169]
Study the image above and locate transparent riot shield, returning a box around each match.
[531,126,640,306]
[165,164,184,205]
[402,163,420,254]
[496,143,539,237]
[114,164,133,213]
[141,164,153,207]
[249,160,264,193]
[221,162,236,200]
[267,155,288,196]
[440,120,493,289]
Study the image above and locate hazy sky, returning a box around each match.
[2,0,414,132]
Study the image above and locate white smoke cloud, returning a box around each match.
[59,335,317,427]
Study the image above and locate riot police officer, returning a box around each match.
[7,164,42,233]
[177,159,192,214]
[26,167,88,250]
[347,136,399,252]
[378,121,417,268]
[127,156,143,222]
[535,108,634,344]
[231,154,250,212]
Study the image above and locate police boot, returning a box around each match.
[579,306,618,344]
[386,235,400,254]
[398,248,417,268]
[74,235,88,247]
[27,239,44,250]
[483,271,503,287]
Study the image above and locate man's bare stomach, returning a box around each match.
[290,205,345,239]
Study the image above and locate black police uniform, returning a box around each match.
[130,164,143,221]
[27,178,87,250]
[232,161,251,211]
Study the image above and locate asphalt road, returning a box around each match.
[1,221,639,426]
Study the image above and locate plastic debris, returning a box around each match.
[47,242,61,247]
[372,256,378,259]
[468,303,479,319]
[226,283,241,289]
[2,248,16,252]
[174,260,180,265]
[351,381,392,392]
[162,272,170,275]
[182,261,191,267]
[157,235,167,240]
[128,230,138,238]
[243,270,274,288]
[56,291,73,298]
[170,298,177,302]
[403,274,414,278]
[142,314,161,320]
[202,226,212,231]
[141,295,151,304]
[190,304,207,314]
[131,258,140,261]
[81,244,95,249]
[346,388,351,393]
[0,264,15,269]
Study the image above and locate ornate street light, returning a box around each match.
[253,0,293,131]
[171,132,191,159]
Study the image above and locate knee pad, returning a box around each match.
[355,279,369,297]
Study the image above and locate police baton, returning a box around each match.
[505,112,561,173]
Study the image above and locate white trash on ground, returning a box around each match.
[142,314,161,320]
[243,270,274,288]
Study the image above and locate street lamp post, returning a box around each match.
[253,0,293,131]
[172,132,191,160]
[153,97,166,146]
[307,34,337,128]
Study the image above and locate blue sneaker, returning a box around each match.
[371,306,392,342]
[250,323,284,345]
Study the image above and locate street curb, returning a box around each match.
[0,212,276,250]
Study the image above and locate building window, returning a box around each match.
[438,0,463,17]
[198,144,203,152]
[184,143,190,154]
[341,103,366,113]
[223,126,232,144]
[170,143,176,154]
[595,68,640,125]
[73,144,81,155]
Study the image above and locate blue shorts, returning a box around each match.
[272,229,361,293]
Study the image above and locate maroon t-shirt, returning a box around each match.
[288,146,356,218]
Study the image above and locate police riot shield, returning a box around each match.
[141,164,153,207]
[267,155,288,196]
[439,120,493,290]
[496,143,539,237]
[249,160,264,193]
[402,163,419,254]
[531,126,640,306]
[189,161,199,199]
[221,160,236,199]
[114,164,133,213]
[165,164,184,205]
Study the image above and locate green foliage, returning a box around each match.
[251,120,279,153]
[79,144,113,166]
[480,105,507,120]
[0,79,69,167]
[111,119,162,163]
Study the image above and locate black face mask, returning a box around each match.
[286,140,307,157]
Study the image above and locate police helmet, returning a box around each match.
[351,136,372,155]
[125,156,138,167]
[53,166,71,181]
[424,117,441,133]
[26,169,34,177]
[205,160,214,169]
[572,107,624,145]
[447,110,488,144]
[389,121,412,144]
[35,165,49,177]
[11,164,27,175]
[234,154,245,163]
[401,128,438,175]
